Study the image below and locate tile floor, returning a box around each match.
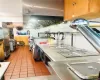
[4,46,50,80]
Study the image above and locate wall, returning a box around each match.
[13,28,27,45]
[13,27,39,45]
[0,0,23,27]
[14,36,28,45]
[0,0,25,45]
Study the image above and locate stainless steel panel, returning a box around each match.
[70,18,100,54]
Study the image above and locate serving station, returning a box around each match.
[31,19,100,80]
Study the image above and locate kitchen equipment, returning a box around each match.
[0,41,5,61]
[67,62,100,80]
[33,45,41,61]
[70,18,100,54]
[9,39,16,52]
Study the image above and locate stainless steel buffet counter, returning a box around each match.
[11,44,100,80]
[36,44,100,80]
[38,44,67,61]
[37,44,99,61]
[49,62,80,80]
[48,58,100,80]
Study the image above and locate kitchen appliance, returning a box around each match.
[34,45,41,61]
[9,39,16,52]
[0,40,5,61]
[0,27,10,61]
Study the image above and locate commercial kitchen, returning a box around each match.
[0,0,100,80]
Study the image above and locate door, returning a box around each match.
[74,0,89,17]
[89,0,100,13]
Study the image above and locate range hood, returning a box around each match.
[70,18,100,53]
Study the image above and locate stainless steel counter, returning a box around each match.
[38,44,67,61]
[48,58,100,80]
[37,44,100,80]
[37,44,99,61]
[49,62,80,80]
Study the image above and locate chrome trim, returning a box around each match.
[70,18,100,53]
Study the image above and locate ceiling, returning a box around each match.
[0,0,23,22]
[0,0,22,17]
[23,0,64,16]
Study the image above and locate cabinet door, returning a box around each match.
[74,0,89,17]
[89,0,100,13]
[64,0,74,20]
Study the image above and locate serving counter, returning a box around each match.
[36,44,100,80]
[38,44,67,61]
